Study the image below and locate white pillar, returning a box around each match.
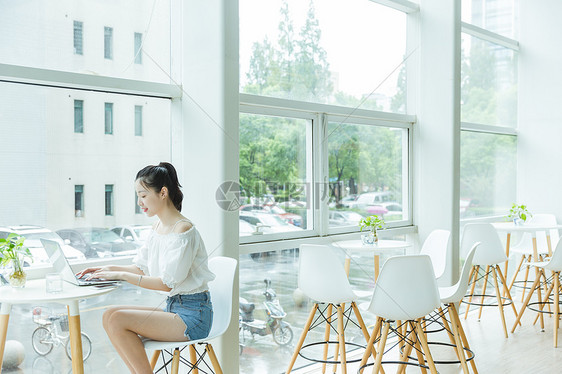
[414,0,461,285]
[180,1,239,372]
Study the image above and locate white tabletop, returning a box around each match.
[0,279,116,305]
[492,222,562,233]
[332,239,412,254]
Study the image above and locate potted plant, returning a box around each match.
[0,233,32,288]
[358,215,386,245]
[506,203,532,225]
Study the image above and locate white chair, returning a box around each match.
[512,238,562,347]
[508,214,559,300]
[436,242,480,374]
[461,223,518,338]
[420,229,452,284]
[358,255,441,374]
[144,256,237,374]
[286,244,370,374]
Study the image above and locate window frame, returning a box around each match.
[104,102,114,134]
[239,93,415,247]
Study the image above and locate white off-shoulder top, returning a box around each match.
[133,223,215,296]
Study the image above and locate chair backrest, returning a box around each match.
[367,255,440,321]
[531,213,560,252]
[420,229,451,280]
[461,223,507,266]
[544,238,562,271]
[441,242,479,303]
[207,256,238,338]
[299,244,356,304]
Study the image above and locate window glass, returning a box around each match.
[462,0,519,39]
[104,26,113,59]
[105,185,114,216]
[461,34,518,127]
[328,122,409,228]
[135,105,143,136]
[240,0,408,112]
[0,1,171,83]
[460,131,516,219]
[134,32,143,64]
[74,100,84,133]
[105,103,114,134]
[0,82,170,266]
[73,20,83,55]
[239,113,310,237]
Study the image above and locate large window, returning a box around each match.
[73,20,83,55]
[462,0,519,39]
[74,100,84,133]
[104,102,114,134]
[104,26,113,60]
[239,0,408,112]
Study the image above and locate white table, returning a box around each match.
[493,222,562,329]
[0,279,116,373]
[332,239,412,281]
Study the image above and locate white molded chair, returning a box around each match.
[358,255,441,374]
[144,256,237,374]
[461,223,518,338]
[437,242,480,374]
[512,238,562,347]
[508,214,559,300]
[286,244,370,374]
[420,229,452,284]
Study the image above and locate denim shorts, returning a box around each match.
[164,291,213,340]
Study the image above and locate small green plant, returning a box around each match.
[0,233,32,287]
[506,203,532,223]
[359,215,386,232]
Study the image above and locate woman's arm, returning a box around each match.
[87,269,171,292]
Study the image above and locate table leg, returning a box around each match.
[532,236,545,330]
[374,255,380,282]
[547,235,553,257]
[0,303,12,371]
[344,257,351,277]
[503,233,511,296]
[68,301,84,374]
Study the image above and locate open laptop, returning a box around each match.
[41,238,119,287]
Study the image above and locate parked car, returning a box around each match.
[56,227,139,258]
[111,225,152,245]
[339,194,359,208]
[239,204,303,227]
[0,225,85,264]
[239,211,303,235]
[329,210,364,226]
[239,219,258,236]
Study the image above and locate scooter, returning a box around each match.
[239,278,293,351]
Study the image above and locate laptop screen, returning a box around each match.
[41,239,80,285]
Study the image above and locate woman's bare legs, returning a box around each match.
[104,307,189,374]
[103,305,162,372]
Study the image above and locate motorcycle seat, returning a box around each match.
[239,301,255,314]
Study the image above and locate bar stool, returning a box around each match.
[511,237,562,347]
[358,255,441,374]
[420,229,451,285]
[461,223,519,338]
[433,242,480,374]
[286,244,371,374]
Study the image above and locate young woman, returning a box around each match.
[77,162,215,374]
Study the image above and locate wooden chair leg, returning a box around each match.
[448,306,470,374]
[206,344,223,374]
[495,265,520,323]
[478,266,491,320]
[321,304,333,374]
[337,305,347,374]
[508,255,526,293]
[397,326,415,374]
[372,321,390,374]
[286,303,318,374]
[415,321,438,374]
[533,270,554,326]
[352,302,377,362]
[411,321,428,374]
[171,348,181,374]
[451,303,478,374]
[491,266,508,338]
[554,272,560,348]
[511,271,542,332]
[189,345,199,374]
[358,317,382,374]
[464,266,479,319]
[521,256,531,302]
[150,350,161,370]
[438,307,461,361]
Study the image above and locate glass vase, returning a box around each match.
[8,256,26,288]
[361,229,378,245]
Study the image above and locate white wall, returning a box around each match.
[518,1,562,219]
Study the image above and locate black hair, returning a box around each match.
[135,162,183,211]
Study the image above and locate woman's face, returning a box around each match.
[135,180,164,217]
